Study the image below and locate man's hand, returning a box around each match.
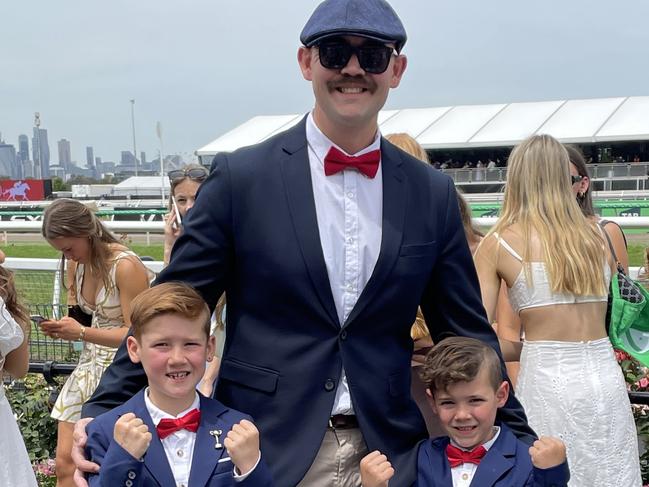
[113,413,152,460]
[360,450,394,487]
[529,436,567,470]
[72,417,98,487]
[224,419,260,476]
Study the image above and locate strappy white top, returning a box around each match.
[494,233,611,314]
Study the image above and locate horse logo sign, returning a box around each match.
[2,181,31,201]
[0,179,48,201]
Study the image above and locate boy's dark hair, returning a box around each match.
[420,336,503,396]
[130,282,210,339]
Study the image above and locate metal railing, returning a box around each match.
[442,161,649,184]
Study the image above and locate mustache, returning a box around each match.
[327,75,376,91]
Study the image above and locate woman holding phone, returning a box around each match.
[163,164,208,265]
[40,199,152,487]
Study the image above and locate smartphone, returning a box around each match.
[170,196,183,229]
[30,314,46,325]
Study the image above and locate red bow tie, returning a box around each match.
[323,146,381,178]
[156,408,201,439]
[445,444,487,468]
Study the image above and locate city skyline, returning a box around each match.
[2,0,648,164]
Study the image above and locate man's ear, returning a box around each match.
[495,381,510,408]
[126,335,142,364]
[297,46,314,81]
[389,54,407,89]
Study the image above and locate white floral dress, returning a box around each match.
[51,251,152,422]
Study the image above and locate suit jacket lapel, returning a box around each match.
[280,117,340,328]
[344,139,406,327]
[130,393,177,487]
[470,429,516,487]
[188,395,229,487]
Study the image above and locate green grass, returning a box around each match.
[1,243,164,261]
[629,245,647,269]
[2,242,648,267]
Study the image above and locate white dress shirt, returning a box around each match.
[450,427,501,487]
[145,390,200,487]
[144,389,257,486]
[305,112,383,415]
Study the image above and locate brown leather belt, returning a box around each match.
[328,415,359,429]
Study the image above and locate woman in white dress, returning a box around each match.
[474,135,642,486]
[0,250,38,486]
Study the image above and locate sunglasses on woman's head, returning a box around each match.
[168,167,208,183]
[316,39,395,74]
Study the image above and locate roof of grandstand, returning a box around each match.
[196,95,649,155]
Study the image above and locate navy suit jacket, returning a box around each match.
[415,425,569,487]
[85,390,273,487]
[83,117,534,486]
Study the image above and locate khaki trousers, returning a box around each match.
[297,427,368,487]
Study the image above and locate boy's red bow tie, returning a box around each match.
[156,408,201,439]
[324,146,381,178]
[445,444,487,468]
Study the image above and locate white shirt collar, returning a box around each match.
[143,387,200,426]
[305,112,382,170]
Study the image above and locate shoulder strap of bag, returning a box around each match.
[599,221,622,272]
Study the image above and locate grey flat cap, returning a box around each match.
[300,0,407,52]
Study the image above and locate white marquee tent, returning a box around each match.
[196,96,649,157]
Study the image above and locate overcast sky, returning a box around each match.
[1,0,647,165]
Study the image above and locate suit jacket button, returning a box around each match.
[127,471,136,479]
[340,330,347,340]
[324,379,336,391]
[125,480,133,487]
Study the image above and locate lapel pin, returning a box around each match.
[209,429,223,449]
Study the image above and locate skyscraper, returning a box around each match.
[58,138,72,170]
[86,146,94,167]
[32,127,50,178]
[0,143,18,178]
[18,135,29,164]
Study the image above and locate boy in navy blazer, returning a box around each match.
[360,337,569,487]
[85,283,273,487]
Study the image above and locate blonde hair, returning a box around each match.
[385,133,429,163]
[42,199,122,293]
[488,135,607,295]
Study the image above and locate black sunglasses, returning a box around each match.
[317,40,395,74]
[571,175,584,185]
[168,167,208,183]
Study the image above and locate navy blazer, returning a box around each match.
[415,425,569,487]
[83,117,534,486]
[85,390,273,487]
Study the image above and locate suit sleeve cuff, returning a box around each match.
[233,452,261,481]
[533,460,570,486]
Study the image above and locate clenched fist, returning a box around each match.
[360,450,394,487]
[224,419,260,476]
[529,436,566,470]
[113,413,152,460]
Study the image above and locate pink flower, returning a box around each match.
[637,377,649,389]
[615,349,631,362]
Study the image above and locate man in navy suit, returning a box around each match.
[76,1,534,486]
[360,337,568,487]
